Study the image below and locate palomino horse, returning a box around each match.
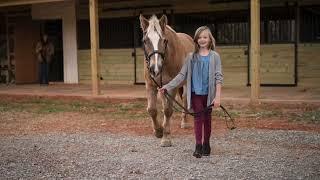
[139,14,194,147]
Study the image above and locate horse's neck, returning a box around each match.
[166,29,179,52]
[163,30,182,78]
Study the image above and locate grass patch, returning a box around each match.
[104,102,148,120]
[0,98,109,114]
[0,101,27,113]
[212,107,283,120]
[289,111,320,123]
[0,97,148,119]
[0,97,319,124]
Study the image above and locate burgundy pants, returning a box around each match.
[191,93,212,145]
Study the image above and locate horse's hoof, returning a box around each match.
[181,122,191,129]
[160,139,172,147]
[154,128,163,138]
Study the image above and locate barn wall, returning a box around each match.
[78,46,250,86]
[217,45,248,87]
[298,43,320,88]
[78,43,320,88]
[76,0,320,88]
[259,44,295,85]
[78,49,134,84]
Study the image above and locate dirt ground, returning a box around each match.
[1,90,319,179]
[0,95,319,137]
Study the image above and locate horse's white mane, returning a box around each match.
[147,15,163,38]
[147,15,176,37]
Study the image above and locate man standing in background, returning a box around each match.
[36,33,54,85]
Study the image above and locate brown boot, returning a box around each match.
[193,144,202,158]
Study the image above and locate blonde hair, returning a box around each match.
[193,26,216,53]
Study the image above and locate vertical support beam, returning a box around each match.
[294,1,300,85]
[133,12,138,84]
[5,13,11,84]
[89,0,100,95]
[63,0,78,83]
[250,0,260,103]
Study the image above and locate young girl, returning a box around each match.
[159,26,223,158]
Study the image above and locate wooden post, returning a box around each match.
[5,13,11,84]
[89,0,100,95]
[295,1,300,85]
[250,0,260,103]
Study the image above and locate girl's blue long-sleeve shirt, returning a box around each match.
[191,54,210,95]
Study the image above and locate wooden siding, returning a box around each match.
[78,44,320,88]
[79,46,250,86]
[135,48,145,83]
[259,44,295,85]
[218,46,248,87]
[78,49,134,84]
[221,44,295,86]
[298,43,320,87]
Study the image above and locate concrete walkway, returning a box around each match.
[0,84,319,104]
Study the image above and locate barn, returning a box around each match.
[0,0,319,95]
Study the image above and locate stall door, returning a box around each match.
[133,19,145,84]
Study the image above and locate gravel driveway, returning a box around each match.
[1,129,319,179]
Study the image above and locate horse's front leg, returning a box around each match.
[146,86,163,138]
[160,89,176,147]
[180,85,191,129]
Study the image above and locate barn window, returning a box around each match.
[77,17,134,49]
[216,22,249,44]
[261,6,296,43]
[100,17,134,49]
[264,19,295,43]
[175,11,249,45]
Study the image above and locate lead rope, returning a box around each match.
[149,74,236,130]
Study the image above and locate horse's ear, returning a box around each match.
[159,14,168,33]
[139,14,149,32]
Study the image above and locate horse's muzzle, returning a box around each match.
[149,65,162,77]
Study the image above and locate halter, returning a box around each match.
[142,36,168,87]
[142,38,168,68]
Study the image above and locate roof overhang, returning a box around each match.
[0,0,65,7]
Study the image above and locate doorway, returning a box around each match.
[43,20,63,82]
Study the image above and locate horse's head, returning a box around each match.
[140,14,168,77]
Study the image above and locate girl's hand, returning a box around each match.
[212,97,221,108]
[158,87,167,94]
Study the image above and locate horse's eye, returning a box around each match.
[143,39,149,45]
